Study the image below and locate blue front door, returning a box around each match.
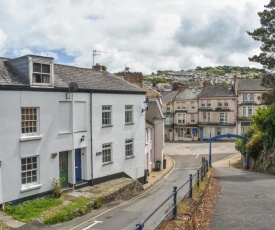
[75,149,82,183]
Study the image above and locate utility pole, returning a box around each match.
[92,50,107,66]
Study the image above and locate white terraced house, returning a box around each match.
[0,54,146,205]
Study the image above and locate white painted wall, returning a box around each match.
[0,90,90,203]
[91,93,145,180]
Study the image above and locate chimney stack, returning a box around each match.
[203,81,210,88]
[92,63,102,71]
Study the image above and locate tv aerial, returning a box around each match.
[93,49,107,66]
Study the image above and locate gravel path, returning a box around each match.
[211,155,275,230]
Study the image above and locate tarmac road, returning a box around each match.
[211,155,275,230]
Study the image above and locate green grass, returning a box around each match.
[4,197,63,223]
[43,197,93,225]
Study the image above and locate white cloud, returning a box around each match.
[0,0,269,73]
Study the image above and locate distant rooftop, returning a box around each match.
[198,85,236,98]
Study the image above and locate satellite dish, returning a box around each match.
[69,82,78,92]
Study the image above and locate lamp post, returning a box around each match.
[209,131,212,167]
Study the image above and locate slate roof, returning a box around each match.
[54,64,144,92]
[174,88,201,100]
[0,57,29,86]
[198,85,236,98]
[160,91,179,103]
[235,78,267,91]
[0,57,145,93]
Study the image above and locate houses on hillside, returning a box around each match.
[161,79,270,141]
[0,55,154,205]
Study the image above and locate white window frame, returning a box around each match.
[125,139,134,158]
[176,102,180,110]
[218,100,222,107]
[202,112,211,122]
[102,105,112,126]
[177,113,186,124]
[102,143,112,163]
[166,106,171,112]
[249,94,254,101]
[219,113,228,123]
[21,156,39,186]
[191,114,195,123]
[244,106,255,117]
[207,100,211,107]
[224,100,229,107]
[191,101,195,110]
[32,62,51,85]
[201,100,206,107]
[21,108,39,136]
[125,105,133,124]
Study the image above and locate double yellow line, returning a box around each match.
[69,155,176,230]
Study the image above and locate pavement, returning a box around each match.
[0,155,175,229]
[211,154,275,230]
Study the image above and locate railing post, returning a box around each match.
[136,222,143,230]
[201,167,203,182]
[173,186,178,220]
[189,174,193,198]
[206,160,208,172]
[197,169,200,187]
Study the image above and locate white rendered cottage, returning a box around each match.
[0,55,146,205]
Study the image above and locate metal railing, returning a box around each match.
[135,158,209,230]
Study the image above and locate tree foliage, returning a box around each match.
[247,0,275,73]
[235,104,275,159]
[151,77,167,87]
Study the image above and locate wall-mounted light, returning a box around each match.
[51,153,57,158]
[81,135,85,142]
[141,97,151,113]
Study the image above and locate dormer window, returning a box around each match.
[33,63,51,84]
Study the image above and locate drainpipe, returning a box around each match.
[90,92,93,185]
[72,93,75,188]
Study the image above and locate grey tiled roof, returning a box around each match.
[160,91,179,103]
[198,85,236,98]
[0,57,145,93]
[236,78,267,91]
[174,89,201,100]
[54,64,144,92]
[0,57,29,86]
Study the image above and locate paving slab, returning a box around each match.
[211,154,275,230]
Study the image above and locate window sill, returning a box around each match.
[58,132,72,135]
[102,161,113,166]
[125,122,134,125]
[125,155,135,160]
[102,125,113,128]
[20,183,42,193]
[20,135,43,142]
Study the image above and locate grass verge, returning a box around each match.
[1,194,104,226]
[159,171,211,230]
[3,197,62,223]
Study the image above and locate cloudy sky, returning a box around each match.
[0,0,268,74]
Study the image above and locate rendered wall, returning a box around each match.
[91,93,145,180]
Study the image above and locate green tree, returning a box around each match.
[247,0,275,73]
[221,81,227,86]
[151,77,167,87]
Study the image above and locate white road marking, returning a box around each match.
[82,221,103,230]
[196,154,199,158]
